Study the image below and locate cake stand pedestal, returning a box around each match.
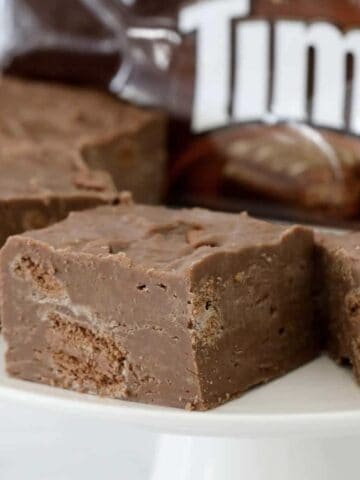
[151,434,358,480]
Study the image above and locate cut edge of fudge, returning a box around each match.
[1,202,321,410]
[315,232,360,379]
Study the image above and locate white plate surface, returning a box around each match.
[2,338,360,438]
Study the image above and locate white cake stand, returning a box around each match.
[1,338,360,480]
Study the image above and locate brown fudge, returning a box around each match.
[1,202,320,410]
[316,233,360,378]
[0,144,119,248]
[0,76,166,204]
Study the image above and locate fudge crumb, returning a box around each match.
[119,191,134,206]
[234,272,244,283]
[185,402,195,411]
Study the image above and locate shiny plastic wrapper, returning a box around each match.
[2,0,360,226]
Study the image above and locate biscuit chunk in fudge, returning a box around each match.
[1,204,320,410]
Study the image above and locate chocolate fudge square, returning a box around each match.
[316,233,360,378]
[0,144,118,247]
[0,76,166,203]
[1,204,320,410]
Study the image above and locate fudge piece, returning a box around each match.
[316,233,360,378]
[0,144,119,247]
[1,202,320,410]
[0,76,166,203]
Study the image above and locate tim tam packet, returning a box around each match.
[4,0,360,225]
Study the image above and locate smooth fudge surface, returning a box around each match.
[0,145,118,247]
[0,76,166,203]
[316,233,360,377]
[1,204,320,410]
